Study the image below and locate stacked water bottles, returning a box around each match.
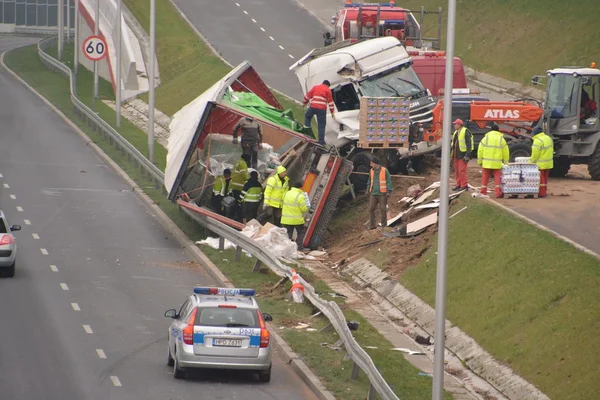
[501,157,540,195]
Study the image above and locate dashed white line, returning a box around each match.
[251,18,257,23]
[32,233,40,239]
[3,183,9,188]
[289,54,295,59]
[0,173,3,177]
[260,27,265,32]
[71,302,81,311]
[110,376,122,387]
[16,206,23,212]
[235,2,240,6]
[278,45,285,50]
[243,10,248,14]
[269,36,275,41]
[83,325,93,334]
[24,219,31,225]
[40,248,49,255]
[60,283,69,291]
[96,349,107,359]
[9,194,16,200]
[50,265,59,272]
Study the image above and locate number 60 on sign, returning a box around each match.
[82,35,108,62]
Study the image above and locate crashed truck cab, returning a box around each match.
[289,37,440,161]
[165,61,352,249]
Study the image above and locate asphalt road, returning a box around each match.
[173,0,325,99]
[0,36,318,400]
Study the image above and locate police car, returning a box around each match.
[164,287,274,381]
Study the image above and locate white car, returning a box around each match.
[0,210,21,278]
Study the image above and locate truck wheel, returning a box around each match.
[587,144,600,180]
[508,141,532,162]
[550,158,571,178]
[349,152,372,191]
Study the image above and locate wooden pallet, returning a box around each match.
[503,193,539,199]
[357,142,407,149]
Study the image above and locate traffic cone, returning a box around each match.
[290,268,305,303]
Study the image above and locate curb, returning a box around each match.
[0,47,337,400]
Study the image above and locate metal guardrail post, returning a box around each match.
[252,259,262,272]
[350,361,360,380]
[235,246,242,261]
[218,237,225,250]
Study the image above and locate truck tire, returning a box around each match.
[587,144,600,180]
[507,141,532,162]
[550,158,571,178]
[307,158,354,249]
[348,152,372,191]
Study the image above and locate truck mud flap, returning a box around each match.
[307,158,354,249]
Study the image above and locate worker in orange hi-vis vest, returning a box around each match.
[303,80,336,146]
[366,156,392,231]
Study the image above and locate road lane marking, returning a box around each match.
[9,194,16,199]
[289,54,295,59]
[24,219,31,225]
[278,45,285,50]
[3,183,9,188]
[243,10,248,14]
[235,2,240,6]
[252,18,257,23]
[0,173,3,177]
[60,283,69,291]
[40,248,48,255]
[110,376,122,387]
[260,27,265,32]
[269,36,274,41]
[71,302,81,311]
[16,206,23,212]
[32,233,39,239]
[83,325,93,334]
[50,265,59,272]
[96,349,107,359]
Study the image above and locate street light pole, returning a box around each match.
[67,0,71,44]
[432,0,457,399]
[116,0,122,127]
[148,0,156,164]
[93,0,100,108]
[58,0,63,60]
[74,0,79,75]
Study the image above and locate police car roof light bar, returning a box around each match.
[193,287,256,296]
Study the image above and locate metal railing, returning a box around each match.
[36,36,400,400]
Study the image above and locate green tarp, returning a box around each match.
[222,91,314,139]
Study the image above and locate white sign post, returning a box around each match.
[83,35,108,109]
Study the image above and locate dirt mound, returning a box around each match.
[323,167,449,278]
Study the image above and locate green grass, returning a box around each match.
[123,0,308,127]
[4,43,452,400]
[399,195,600,400]
[375,0,600,85]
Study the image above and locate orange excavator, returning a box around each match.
[422,89,544,160]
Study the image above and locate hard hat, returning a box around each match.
[453,119,464,125]
[276,165,287,174]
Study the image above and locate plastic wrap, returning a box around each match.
[501,163,540,194]
[253,226,298,259]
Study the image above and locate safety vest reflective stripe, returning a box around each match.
[369,168,388,193]
[451,127,473,154]
[240,187,262,202]
[280,190,306,225]
[480,157,504,162]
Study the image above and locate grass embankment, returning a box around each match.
[376,0,600,84]
[123,0,306,122]
[4,44,451,399]
[399,195,600,400]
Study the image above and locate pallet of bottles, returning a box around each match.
[358,97,411,148]
[500,161,540,198]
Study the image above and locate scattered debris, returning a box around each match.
[391,348,426,356]
[418,372,433,378]
[364,346,379,349]
[415,335,432,346]
[449,206,468,219]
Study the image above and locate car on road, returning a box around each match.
[0,210,21,278]
[165,287,274,381]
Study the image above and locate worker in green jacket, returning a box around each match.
[529,126,554,197]
[239,171,263,222]
[281,181,309,250]
[212,169,233,215]
[366,156,392,230]
[477,124,510,198]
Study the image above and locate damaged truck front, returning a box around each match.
[165,61,353,250]
[290,36,442,189]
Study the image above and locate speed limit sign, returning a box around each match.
[82,35,108,62]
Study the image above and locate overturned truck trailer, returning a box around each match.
[164,61,353,249]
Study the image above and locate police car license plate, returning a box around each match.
[213,338,242,347]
